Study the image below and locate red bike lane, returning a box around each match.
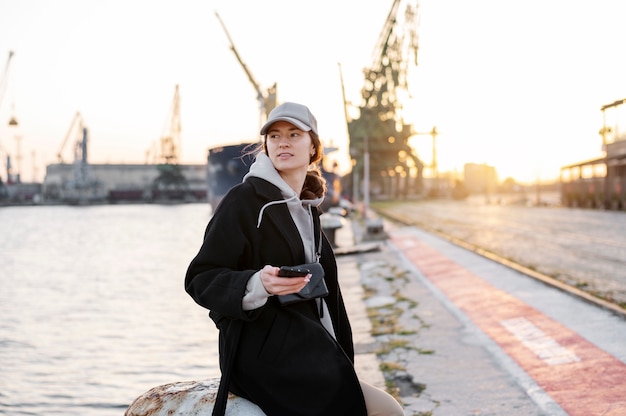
[391,233,626,416]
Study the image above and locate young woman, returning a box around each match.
[185,102,403,415]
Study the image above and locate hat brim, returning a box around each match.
[260,117,313,135]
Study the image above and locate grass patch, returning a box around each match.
[362,286,378,299]
[380,361,406,373]
[394,290,418,308]
[376,339,410,355]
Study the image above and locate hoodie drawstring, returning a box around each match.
[256,194,299,228]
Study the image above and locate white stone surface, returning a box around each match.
[124,378,265,416]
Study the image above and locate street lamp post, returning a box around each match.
[363,135,370,216]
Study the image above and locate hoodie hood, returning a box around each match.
[244,152,323,262]
[244,152,297,200]
[244,152,323,207]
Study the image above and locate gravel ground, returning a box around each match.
[372,197,626,308]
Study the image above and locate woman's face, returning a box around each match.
[265,120,315,176]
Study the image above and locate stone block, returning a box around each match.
[124,378,265,416]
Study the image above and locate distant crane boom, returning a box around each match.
[215,12,263,105]
[57,112,83,163]
[215,11,277,125]
[159,84,181,165]
[363,0,420,114]
[0,51,15,112]
[347,0,423,200]
[371,0,402,71]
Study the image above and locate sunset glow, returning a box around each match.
[1,0,625,184]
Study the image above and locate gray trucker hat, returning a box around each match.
[260,102,318,135]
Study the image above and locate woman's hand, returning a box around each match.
[260,265,311,296]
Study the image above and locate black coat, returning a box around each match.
[185,177,367,415]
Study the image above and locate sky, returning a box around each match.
[1,0,626,185]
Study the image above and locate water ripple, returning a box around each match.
[0,204,219,415]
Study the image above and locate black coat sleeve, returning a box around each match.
[184,183,262,321]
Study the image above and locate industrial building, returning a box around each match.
[43,163,207,204]
[561,98,626,210]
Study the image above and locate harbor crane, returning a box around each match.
[159,84,181,165]
[56,112,91,180]
[145,84,182,165]
[215,11,277,128]
[346,0,424,200]
[152,84,189,200]
[0,51,15,185]
[57,111,84,163]
[54,112,105,202]
[0,51,14,112]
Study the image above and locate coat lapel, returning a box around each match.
[249,177,305,263]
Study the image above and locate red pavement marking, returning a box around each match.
[391,233,626,416]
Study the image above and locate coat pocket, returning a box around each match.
[257,310,292,363]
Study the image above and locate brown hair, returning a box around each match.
[257,130,327,200]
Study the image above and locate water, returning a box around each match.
[0,204,220,415]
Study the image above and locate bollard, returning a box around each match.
[320,213,345,247]
[124,378,265,416]
[364,217,387,241]
[365,217,384,234]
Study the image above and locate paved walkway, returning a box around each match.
[335,217,626,416]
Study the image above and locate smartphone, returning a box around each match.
[278,266,310,278]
